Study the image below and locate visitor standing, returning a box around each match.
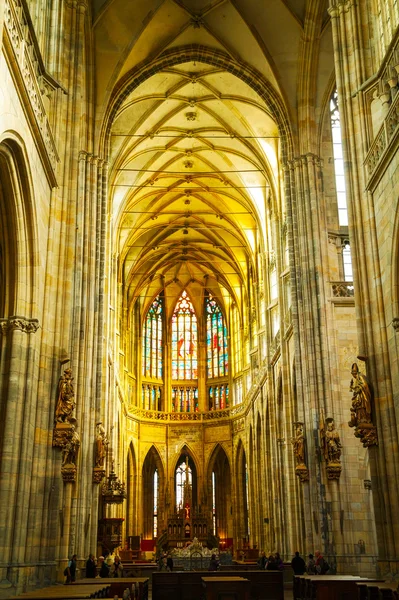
[291,551,306,575]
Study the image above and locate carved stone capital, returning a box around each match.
[0,316,40,334]
[93,468,106,484]
[61,464,77,483]
[326,462,342,480]
[295,463,309,483]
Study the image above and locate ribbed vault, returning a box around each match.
[110,58,281,314]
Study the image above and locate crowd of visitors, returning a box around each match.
[64,553,125,583]
[255,550,330,575]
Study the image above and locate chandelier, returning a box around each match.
[101,462,126,504]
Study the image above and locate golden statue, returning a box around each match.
[95,422,108,468]
[292,422,305,465]
[348,363,372,427]
[322,418,342,464]
[62,426,80,466]
[55,368,75,423]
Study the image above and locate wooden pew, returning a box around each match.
[152,569,284,600]
[294,575,385,600]
[356,581,399,600]
[81,577,148,600]
[17,583,111,599]
[201,576,250,600]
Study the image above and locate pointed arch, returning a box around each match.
[207,444,232,541]
[0,135,37,317]
[142,445,165,540]
[235,438,249,546]
[173,444,198,511]
[127,441,137,540]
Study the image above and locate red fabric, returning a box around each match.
[140,539,155,551]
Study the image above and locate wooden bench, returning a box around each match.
[152,569,284,600]
[356,581,399,600]
[17,583,111,599]
[202,576,250,600]
[294,575,385,600]
[79,577,148,600]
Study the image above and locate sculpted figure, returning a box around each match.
[95,422,108,468]
[291,422,305,465]
[55,368,75,423]
[349,363,372,427]
[323,419,342,463]
[62,426,80,466]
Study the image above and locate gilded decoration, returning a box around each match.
[53,367,81,481]
[348,363,378,447]
[291,422,309,482]
[320,417,342,480]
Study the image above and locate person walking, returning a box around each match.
[85,554,97,578]
[65,554,77,584]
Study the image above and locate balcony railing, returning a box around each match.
[331,281,354,297]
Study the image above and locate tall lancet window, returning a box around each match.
[206,293,228,378]
[153,469,159,538]
[142,294,163,379]
[172,291,198,380]
[176,457,192,511]
[330,89,348,227]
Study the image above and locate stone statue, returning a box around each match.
[55,368,75,423]
[62,426,80,466]
[291,422,305,465]
[95,422,108,468]
[348,363,372,427]
[323,418,342,463]
[291,422,309,482]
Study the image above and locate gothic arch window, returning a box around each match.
[175,456,193,511]
[206,293,228,378]
[142,294,163,379]
[330,89,348,227]
[171,290,198,380]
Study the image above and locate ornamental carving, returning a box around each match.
[0,316,40,334]
[348,363,378,447]
[291,422,309,482]
[320,417,342,480]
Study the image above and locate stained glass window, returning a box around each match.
[153,469,159,538]
[172,386,198,412]
[206,293,228,378]
[176,459,192,510]
[171,291,198,379]
[208,385,229,410]
[142,295,163,379]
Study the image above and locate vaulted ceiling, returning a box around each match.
[94,0,332,317]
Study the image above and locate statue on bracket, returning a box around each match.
[348,363,378,447]
[55,368,75,423]
[61,421,80,482]
[291,422,309,482]
[320,417,342,480]
[52,365,81,482]
[93,421,108,483]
